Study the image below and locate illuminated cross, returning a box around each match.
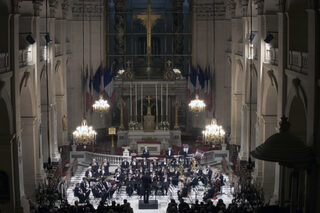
[136,0,161,57]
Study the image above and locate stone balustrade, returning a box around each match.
[19,49,32,67]
[265,47,278,66]
[70,151,131,166]
[55,43,62,56]
[200,149,229,165]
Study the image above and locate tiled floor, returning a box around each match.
[66,166,234,212]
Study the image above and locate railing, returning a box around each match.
[235,42,243,56]
[0,52,8,72]
[200,149,229,165]
[66,42,72,54]
[40,46,45,61]
[55,43,62,56]
[19,49,32,67]
[70,151,131,166]
[288,50,308,74]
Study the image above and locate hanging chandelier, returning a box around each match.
[189,95,206,113]
[202,119,225,144]
[93,96,110,113]
[73,120,97,145]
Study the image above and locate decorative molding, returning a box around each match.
[72,0,104,21]
[194,2,226,20]
[49,0,58,18]
[253,0,264,15]
[33,0,43,16]
[267,70,278,92]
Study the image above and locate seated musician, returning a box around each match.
[137,166,144,175]
[90,158,99,177]
[161,157,168,167]
[101,158,110,175]
[151,158,159,170]
[158,166,166,177]
[148,164,155,174]
[150,172,159,195]
[194,165,203,176]
[127,165,135,175]
[161,174,170,195]
[203,183,216,201]
[171,168,180,186]
[99,166,107,177]
[165,147,174,158]
[114,165,122,174]
[142,145,150,158]
[178,183,189,201]
[142,157,149,169]
[121,158,130,170]
[189,173,199,187]
[126,173,135,197]
[171,157,180,168]
[91,183,103,198]
[205,165,213,181]
[114,171,123,186]
[74,183,86,203]
[130,157,138,170]
[85,167,94,183]
[80,177,90,198]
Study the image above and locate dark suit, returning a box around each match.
[141,174,152,203]
[121,161,130,169]
[165,149,174,158]
[142,149,150,158]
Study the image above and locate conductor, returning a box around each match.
[141,172,152,203]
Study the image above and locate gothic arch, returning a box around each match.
[245,63,258,104]
[20,85,35,117]
[262,83,278,116]
[285,79,308,118]
[0,98,10,136]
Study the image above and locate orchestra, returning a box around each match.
[74,155,225,204]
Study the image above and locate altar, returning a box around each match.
[117,129,181,155]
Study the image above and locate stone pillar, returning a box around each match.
[240,104,249,160]
[9,11,30,212]
[172,0,184,70]
[113,0,126,70]
[260,115,277,203]
[231,94,242,145]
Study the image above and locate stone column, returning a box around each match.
[231,94,242,145]
[130,83,132,120]
[113,0,126,70]
[10,10,29,212]
[172,0,184,70]
[155,83,158,129]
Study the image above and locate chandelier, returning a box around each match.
[93,96,110,113]
[202,119,226,144]
[188,95,206,113]
[73,120,97,145]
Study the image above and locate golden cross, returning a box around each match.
[136,0,161,56]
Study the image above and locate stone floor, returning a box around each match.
[66,166,234,213]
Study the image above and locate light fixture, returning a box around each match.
[45,33,52,43]
[26,35,35,44]
[118,69,125,75]
[202,119,225,145]
[93,95,110,113]
[264,34,273,43]
[173,68,181,74]
[188,94,206,113]
[248,33,255,42]
[73,119,97,145]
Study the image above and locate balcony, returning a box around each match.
[265,47,278,66]
[55,43,62,57]
[288,51,308,74]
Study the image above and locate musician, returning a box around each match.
[180,144,190,166]
[161,158,168,167]
[165,147,174,158]
[190,173,199,187]
[101,158,110,175]
[177,183,189,201]
[91,183,102,198]
[203,183,216,201]
[80,177,90,198]
[127,165,135,175]
[142,145,150,158]
[205,165,213,181]
[194,165,203,176]
[131,157,138,170]
[99,166,107,177]
[90,158,99,177]
[148,164,155,174]
[74,183,86,203]
[171,157,180,168]
[121,158,130,169]
[126,173,135,197]
[85,167,94,183]
[151,158,159,170]
[161,174,170,195]
[142,157,149,169]
[114,165,122,174]
[171,168,180,186]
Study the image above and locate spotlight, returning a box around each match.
[45,34,52,43]
[26,35,35,44]
[248,33,255,42]
[264,34,274,44]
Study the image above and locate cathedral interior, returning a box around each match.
[0,0,319,212]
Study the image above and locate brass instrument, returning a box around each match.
[190,159,197,172]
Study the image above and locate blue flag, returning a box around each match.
[93,65,102,93]
[198,65,205,89]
